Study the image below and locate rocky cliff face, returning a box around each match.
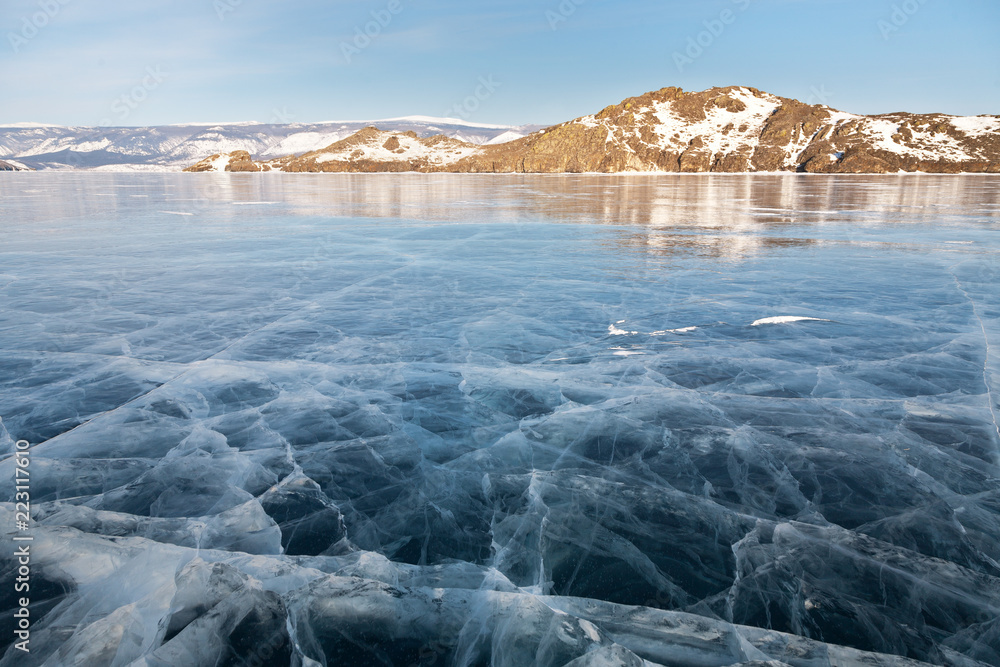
[185,86,1000,174]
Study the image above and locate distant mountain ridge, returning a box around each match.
[186,86,1000,174]
[0,118,540,171]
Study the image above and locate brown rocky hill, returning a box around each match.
[185,86,1000,174]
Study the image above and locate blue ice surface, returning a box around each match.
[0,173,998,666]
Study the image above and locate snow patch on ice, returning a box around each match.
[611,347,645,356]
[750,316,831,326]
[651,326,698,334]
[608,322,638,335]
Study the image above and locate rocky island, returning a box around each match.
[186,85,1000,174]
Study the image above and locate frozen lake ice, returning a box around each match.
[1,173,999,666]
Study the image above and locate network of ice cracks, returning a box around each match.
[1,174,1000,667]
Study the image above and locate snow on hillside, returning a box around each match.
[0,119,540,171]
[312,132,479,167]
[651,88,781,154]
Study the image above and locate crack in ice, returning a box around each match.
[950,269,1000,462]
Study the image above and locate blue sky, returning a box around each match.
[2,0,998,126]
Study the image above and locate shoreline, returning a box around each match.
[6,169,1000,177]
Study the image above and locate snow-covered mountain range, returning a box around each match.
[6,86,999,173]
[187,86,1000,174]
[0,117,540,171]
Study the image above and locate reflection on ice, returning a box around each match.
[1,173,999,666]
